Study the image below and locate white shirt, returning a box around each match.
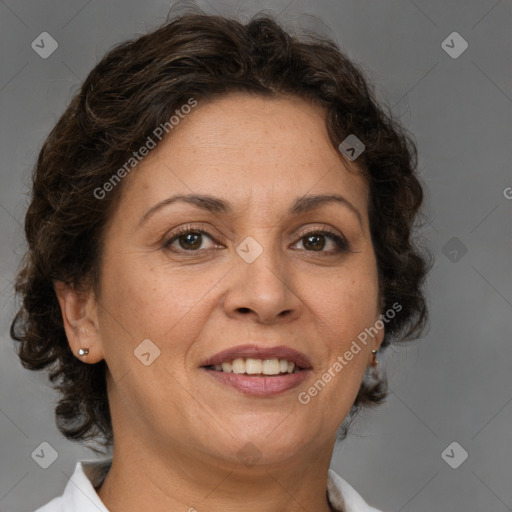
[33,459,383,512]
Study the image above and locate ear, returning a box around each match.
[374,322,385,351]
[375,293,387,351]
[368,309,386,366]
[53,280,104,363]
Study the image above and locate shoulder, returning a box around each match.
[327,468,384,512]
[33,459,112,512]
[33,460,383,512]
[33,495,65,512]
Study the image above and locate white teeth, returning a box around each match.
[232,358,246,374]
[211,358,299,375]
[221,361,232,373]
[262,359,280,375]
[246,358,263,374]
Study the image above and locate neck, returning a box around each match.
[97,438,335,512]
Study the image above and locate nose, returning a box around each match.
[222,240,302,325]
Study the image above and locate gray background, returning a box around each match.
[1,1,511,511]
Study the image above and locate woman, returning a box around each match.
[11,10,429,512]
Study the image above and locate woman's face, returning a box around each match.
[91,93,383,468]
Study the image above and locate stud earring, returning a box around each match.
[371,349,379,366]
[78,348,89,356]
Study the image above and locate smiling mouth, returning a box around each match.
[204,357,302,376]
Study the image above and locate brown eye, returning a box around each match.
[177,232,203,250]
[294,230,349,254]
[303,233,326,251]
[164,227,219,252]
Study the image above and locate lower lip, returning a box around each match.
[203,368,310,396]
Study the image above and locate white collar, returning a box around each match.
[34,459,382,512]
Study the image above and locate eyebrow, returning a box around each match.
[138,193,363,227]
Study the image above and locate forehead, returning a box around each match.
[119,93,369,221]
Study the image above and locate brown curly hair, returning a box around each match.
[10,11,430,452]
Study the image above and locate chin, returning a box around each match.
[204,421,320,468]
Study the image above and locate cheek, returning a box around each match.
[96,255,218,422]
[305,261,380,339]
[98,252,221,353]
[297,270,378,416]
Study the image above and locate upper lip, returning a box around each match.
[201,344,313,370]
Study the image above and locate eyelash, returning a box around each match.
[163,224,350,256]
